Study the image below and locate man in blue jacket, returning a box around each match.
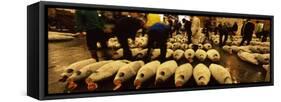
[145,23,171,62]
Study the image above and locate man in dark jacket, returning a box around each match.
[231,22,238,38]
[240,19,255,45]
[75,10,109,61]
[167,17,174,37]
[182,18,192,44]
[203,17,212,40]
[145,23,171,63]
[174,19,182,34]
[114,13,144,60]
[218,22,229,46]
[261,21,270,42]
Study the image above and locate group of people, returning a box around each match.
[215,19,270,46]
[74,9,270,62]
[75,10,173,62]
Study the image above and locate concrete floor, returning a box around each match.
[48,35,267,94]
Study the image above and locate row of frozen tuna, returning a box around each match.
[48,32,78,41]
[107,36,148,49]
[108,34,213,51]
[60,59,234,91]
[167,42,213,51]
[222,45,270,54]
[112,48,220,62]
[211,34,270,47]
[222,45,270,65]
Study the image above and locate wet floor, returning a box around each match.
[48,35,266,94]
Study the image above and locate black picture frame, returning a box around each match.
[27,1,274,100]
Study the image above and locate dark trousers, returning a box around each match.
[142,28,147,36]
[219,31,228,46]
[186,30,192,44]
[145,40,167,63]
[116,36,133,60]
[203,28,209,40]
[240,34,252,46]
[256,32,262,39]
[261,31,269,42]
[145,31,168,63]
[86,28,109,61]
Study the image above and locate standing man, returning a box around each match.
[218,22,229,46]
[75,10,110,61]
[167,16,174,37]
[174,19,182,34]
[182,18,192,44]
[261,20,270,42]
[203,17,212,40]
[240,19,255,45]
[231,22,238,37]
[255,21,264,39]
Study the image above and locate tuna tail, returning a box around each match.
[113,79,122,91]
[67,78,78,90]
[134,79,142,89]
[175,81,183,87]
[85,78,98,91]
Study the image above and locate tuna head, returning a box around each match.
[134,72,145,89]
[194,63,210,85]
[207,49,220,62]
[198,44,203,49]
[195,49,207,61]
[59,68,74,82]
[175,75,185,87]
[204,43,212,50]
[185,49,195,62]
[224,76,232,84]
[212,53,220,61]
[113,72,126,91]
[173,50,184,60]
[223,45,232,54]
[197,76,208,85]
[67,70,92,90]
[155,68,169,85]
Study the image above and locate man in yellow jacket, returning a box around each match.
[144,13,162,28]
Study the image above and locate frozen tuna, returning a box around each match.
[155,60,178,85]
[209,64,232,84]
[193,63,211,86]
[85,61,127,91]
[67,61,112,90]
[195,49,207,61]
[59,58,96,82]
[184,49,195,62]
[174,63,193,87]
[113,61,145,90]
[173,49,185,60]
[207,49,220,62]
[134,61,161,89]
